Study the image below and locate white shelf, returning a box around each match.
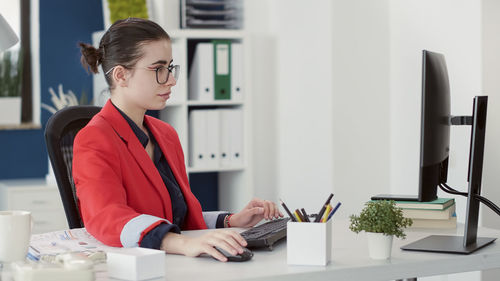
[187,166,245,173]
[187,100,244,106]
[164,102,184,107]
[169,29,246,40]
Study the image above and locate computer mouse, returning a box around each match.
[214,246,254,262]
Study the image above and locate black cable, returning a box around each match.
[474,195,500,217]
[439,183,500,217]
[439,183,467,197]
[442,183,468,196]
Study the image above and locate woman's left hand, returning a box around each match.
[229,198,284,228]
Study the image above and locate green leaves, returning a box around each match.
[0,49,23,97]
[108,0,149,24]
[349,200,413,239]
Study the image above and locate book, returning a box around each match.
[28,228,115,262]
[409,216,457,229]
[395,198,454,210]
[402,203,455,220]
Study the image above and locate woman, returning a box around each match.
[75,18,282,262]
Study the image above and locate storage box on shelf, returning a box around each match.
[0,180,68,234]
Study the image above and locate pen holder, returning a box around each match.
[287,220,332,266]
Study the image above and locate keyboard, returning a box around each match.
[240,218,290,250]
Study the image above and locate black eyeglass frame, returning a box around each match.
[105,64,180,85]
[152,64,180,84]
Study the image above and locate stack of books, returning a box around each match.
[395,198,457,229]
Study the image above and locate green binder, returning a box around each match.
[213,40,231,100]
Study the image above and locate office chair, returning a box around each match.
[44,105,101,229]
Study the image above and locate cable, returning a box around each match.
[439,183,500,217]
[439,183,467,197]
[474,195,500,217]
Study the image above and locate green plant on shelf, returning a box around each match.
[108,0,148,24]
[0,49,23,98]
[349,200,413,239]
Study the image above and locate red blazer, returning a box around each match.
[73,100,207,247]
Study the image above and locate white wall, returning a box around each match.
[247,1,498,279]
[331,0,391,218]
[247,0,391,219]
[481,0,500,279]
[245,0,278,202]
[247,0,336,212]
[272,0,335,212]
[389,0,482,228]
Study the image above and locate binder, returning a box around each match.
[205,109,220,168]
[188,110,208,168]
[213,40,231,100]
[169,40,184,104]
[231,43,243,101]
[229,108,244,166]
[218,109,232,167]
[189,43,214,101]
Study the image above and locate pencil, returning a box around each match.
[280,198,297,222]
[327,202,341,222]
[293,210,303,222]
[300,208,310,222]
[321,204,332,223]
[314,193,334,222]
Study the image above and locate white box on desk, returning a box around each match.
[287,220,332,266]
[106,247,165,280]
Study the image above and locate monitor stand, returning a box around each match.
[402,96,496,255]
[401,235,495,254]
[371,194,419,201]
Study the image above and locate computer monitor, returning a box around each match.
[372,50,450,202]
[374,50,496,254]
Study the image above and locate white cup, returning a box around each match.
[0,210,32,263]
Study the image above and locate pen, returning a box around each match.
[280,198,297,222]
[321,204,332,223]
[314,193,334,222]
[300,208,311,222]
[293,210,303,222]
[327,202,342,222]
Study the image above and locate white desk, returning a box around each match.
[92,221,500,281]
[1,221,499,281]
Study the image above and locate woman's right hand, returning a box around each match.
[160,230,247,262]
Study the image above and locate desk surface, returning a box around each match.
[90,221,499,281]
[2,221,499,281]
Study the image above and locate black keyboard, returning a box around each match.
[240,218,290,250]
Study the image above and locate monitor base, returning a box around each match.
[371,194,420,201]
[401,235,496,254]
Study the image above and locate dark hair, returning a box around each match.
[79,18,170,87]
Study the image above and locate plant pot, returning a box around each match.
[366,232,393,260]
[0,97,21,125]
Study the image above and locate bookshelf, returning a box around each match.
[159,29,253,213]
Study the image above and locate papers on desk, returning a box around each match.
[28,228,114,261]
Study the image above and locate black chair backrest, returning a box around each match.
[45,105,101,229]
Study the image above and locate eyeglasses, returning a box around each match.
[105,64,180,84]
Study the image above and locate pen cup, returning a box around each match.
[286,220,332,266]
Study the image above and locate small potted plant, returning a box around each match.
[349,200,412,259]
[0,50,23,125]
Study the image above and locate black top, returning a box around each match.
[112,103,227,249]
[112,103,184,249]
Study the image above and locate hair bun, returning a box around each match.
[79,42,101,74]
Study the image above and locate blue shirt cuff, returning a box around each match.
[216,213,232,228]
[139,222,180,249]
